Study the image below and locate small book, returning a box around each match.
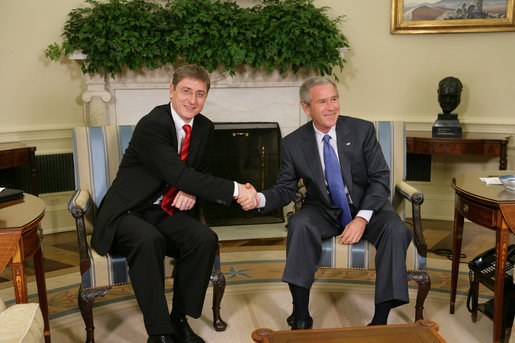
[0,188,24,203]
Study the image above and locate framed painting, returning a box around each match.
[391,0,515,34]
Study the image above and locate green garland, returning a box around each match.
[45,0,349,78]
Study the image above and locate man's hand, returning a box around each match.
[237,183,259,210]
[171,191,196,211]
[338,217,367,245]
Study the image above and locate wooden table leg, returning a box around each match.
[450,205,464,314]
[492,229,509,343]
[10,242,28,303]
[34,245,51,343]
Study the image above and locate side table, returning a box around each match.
[0,194,50,342]
[450,171,515,343]
[0,142,38,195]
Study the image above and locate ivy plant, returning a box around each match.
[45,0,349,78]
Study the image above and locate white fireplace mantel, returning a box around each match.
[71,49,349,136]
[74,60,326,136]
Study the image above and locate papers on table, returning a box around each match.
[479,177,503,185]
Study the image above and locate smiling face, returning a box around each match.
[301,83,340,133]
[169,77,208,123]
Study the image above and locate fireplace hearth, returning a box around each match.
[203,122,284,226]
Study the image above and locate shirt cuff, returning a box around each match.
[356,209,372,223]
[233,181,239,198]
[257,192,266,208]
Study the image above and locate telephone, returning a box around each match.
[468,244,515,285]
[466,245,515,314]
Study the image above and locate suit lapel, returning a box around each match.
[185,115,206,166]
[187,127,200,165]
[301,123,331,204]
[164,103,180,153]
[336,117,354,193]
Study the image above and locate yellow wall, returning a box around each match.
[322,1,515,124]
[1,0,84,133]
[1,0,514,137]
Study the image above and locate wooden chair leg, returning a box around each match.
[78,285,111,343]
[407,271,431,322]
[210,269,227,331]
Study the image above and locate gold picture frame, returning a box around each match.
[391,0,515,34]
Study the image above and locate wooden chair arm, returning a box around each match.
[68,190,92,275]
[395,181,427,257]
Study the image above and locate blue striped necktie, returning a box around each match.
[323,134,352,227]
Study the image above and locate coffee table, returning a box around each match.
[252,319,446,343]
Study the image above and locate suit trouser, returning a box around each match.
[110,206,218,335]
[282,204,412,306]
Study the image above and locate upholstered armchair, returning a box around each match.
[68,126,226,343]
[0,296,44,342]
[291,121,430,321]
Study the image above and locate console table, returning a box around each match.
[0,143,38,195]
[406,132,509,170]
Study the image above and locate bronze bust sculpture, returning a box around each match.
[438,76,462,116]
[432,76,463,137]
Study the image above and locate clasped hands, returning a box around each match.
[172,183,259,212]
[236,183,259,211]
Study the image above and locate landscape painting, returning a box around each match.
[391,0,515,33]
[403,0,507,21]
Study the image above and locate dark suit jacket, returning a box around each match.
[92,104,234,255]
[262,116,392,223]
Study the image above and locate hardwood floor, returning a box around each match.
[0,219,511,289]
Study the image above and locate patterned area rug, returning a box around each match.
[0,251,509,343]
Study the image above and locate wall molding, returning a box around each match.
[0,126,73,155]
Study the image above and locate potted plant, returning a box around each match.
[45,0,349,78]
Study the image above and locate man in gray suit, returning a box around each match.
[240,76,412,329]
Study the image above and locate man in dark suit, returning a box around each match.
[93,64,257,343]
[240,76,412,329]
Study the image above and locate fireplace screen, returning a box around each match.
[203,122,284,226]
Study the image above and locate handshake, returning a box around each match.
[236,183,260,211]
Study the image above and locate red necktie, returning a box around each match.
[161,124,191,215]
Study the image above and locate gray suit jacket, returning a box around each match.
[262,116,392,225]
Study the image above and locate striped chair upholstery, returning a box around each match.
[68,126,226,343]
[293,121,430,321]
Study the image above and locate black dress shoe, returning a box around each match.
[291,315,313,330]
[287,313,295,327]
[171,316,205,343]
[147,334,178,343]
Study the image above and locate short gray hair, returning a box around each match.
[299,77,338,105]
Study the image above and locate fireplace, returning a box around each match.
[203,122,283,226]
